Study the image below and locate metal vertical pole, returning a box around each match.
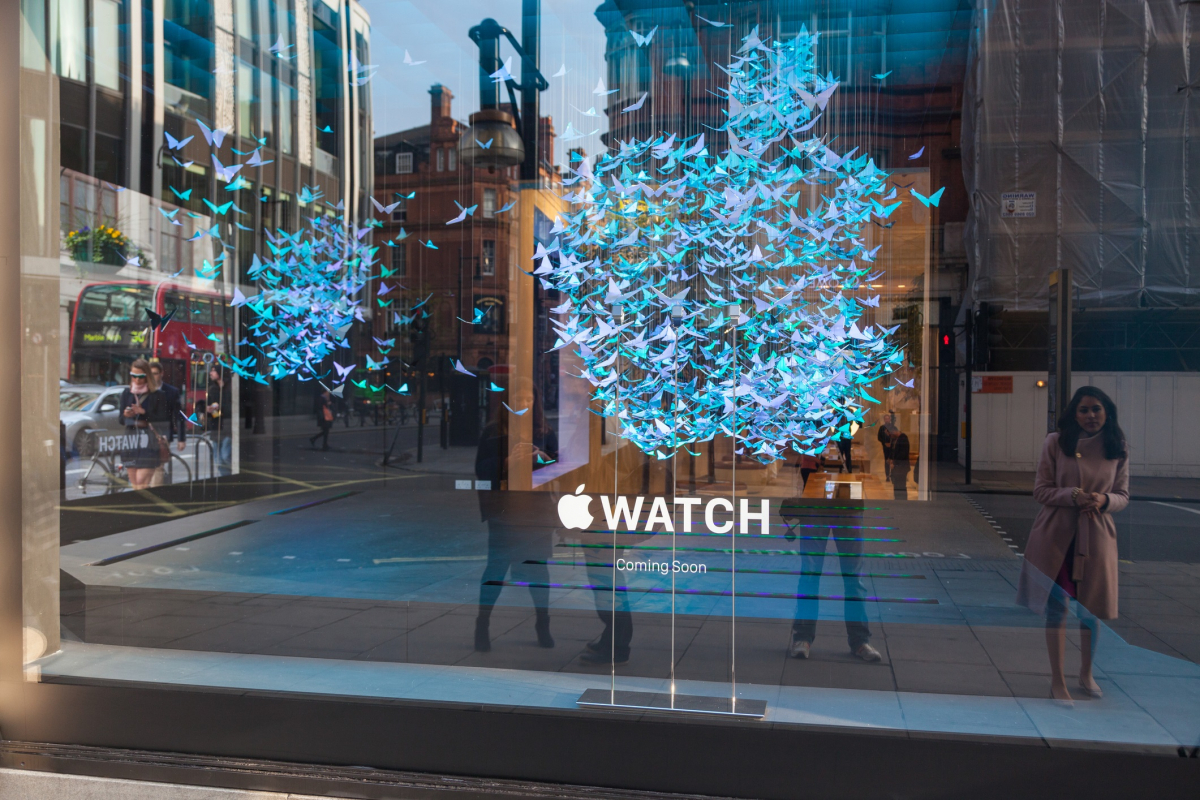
[1047,268,1072,432]
[964,309,973,485]
[519,0,540,185]
[417,370,426,462]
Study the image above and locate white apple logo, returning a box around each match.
[558,484,594,530]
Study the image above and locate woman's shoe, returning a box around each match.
[1077,678,1103,699]
[1049,685,1075,707]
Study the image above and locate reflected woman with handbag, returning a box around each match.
[118,358,171,491]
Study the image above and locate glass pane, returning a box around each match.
[16,0,1200,759]
[55,0,87,81]
[93,0,120,91]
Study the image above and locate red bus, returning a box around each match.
[68,281,233,407]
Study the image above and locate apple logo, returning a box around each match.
[558,484,594,530]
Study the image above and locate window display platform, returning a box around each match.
[46,486,1200,752]
[32,634,1199,752]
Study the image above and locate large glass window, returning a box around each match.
[14,0,1200,784]
[54,0,87,81]
[279,80,294,154]
[237,59,255,137]
[92,0,120,90]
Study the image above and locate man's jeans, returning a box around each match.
[792,533,872,650]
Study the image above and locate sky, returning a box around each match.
[359,0,613,166]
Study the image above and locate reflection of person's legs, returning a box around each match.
[127,467,150,491]
[791,547,826,649]
[585,548,631,661]
[1078,606,1102,695]
[836,537,871,651]
[892,469,908,500]
[511,530,554,648]
[1045,587,1071,700]
[476,525,512,652]
[217,436,232,476]
[149,465,165,487]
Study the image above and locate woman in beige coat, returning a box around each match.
[1016,386,1128,703]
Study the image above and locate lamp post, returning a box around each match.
[460,2,548,179]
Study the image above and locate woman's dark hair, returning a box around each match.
[1057,385,1127,460]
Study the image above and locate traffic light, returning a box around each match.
[973,302,1005,369]
[409,318,429,364]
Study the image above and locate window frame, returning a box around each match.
[480,239,496,276]
[3,1,1192,796]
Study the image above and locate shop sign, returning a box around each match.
[557,484,769,535]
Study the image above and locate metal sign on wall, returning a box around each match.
[971,375,1013,393]
[1001,191,1036,217]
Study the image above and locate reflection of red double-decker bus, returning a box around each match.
[68,281,232,407]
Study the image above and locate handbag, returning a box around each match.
[147,422,170,465]
[322,404,334,423]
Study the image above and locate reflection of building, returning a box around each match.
[372,85,522,376]
[373,85,568,447]
[44,0,372,281]
[965,0,1200,372]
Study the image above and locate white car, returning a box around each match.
[60,385,128,457]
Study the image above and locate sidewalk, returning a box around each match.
[934,463,1200,502]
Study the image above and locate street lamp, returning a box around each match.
[460,13,547,174]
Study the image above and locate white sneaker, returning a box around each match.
[788,639,811,659]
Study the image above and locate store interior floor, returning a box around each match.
[42,482,1200,751]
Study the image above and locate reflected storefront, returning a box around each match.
[5,0,1200,797]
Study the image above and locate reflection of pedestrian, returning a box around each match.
[889,430,910,499]
[206,367,232,476]
[798,453,820,488]
[1017,386,1128,703]
[877,412,897,479]
[579,542,633,665]
[473,379,558,652]
[789,523,882,663]
[148,360,186,487]
[310,389,333,450]
[119,359,170,491]
[837,435,853,473]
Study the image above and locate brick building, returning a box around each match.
[372,85,521,379]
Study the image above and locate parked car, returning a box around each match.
[60,385,127,457]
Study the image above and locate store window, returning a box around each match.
[390,242,406,278]
[480,239,495,276]
[93,0,121,91]
[13,0,1200,790]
